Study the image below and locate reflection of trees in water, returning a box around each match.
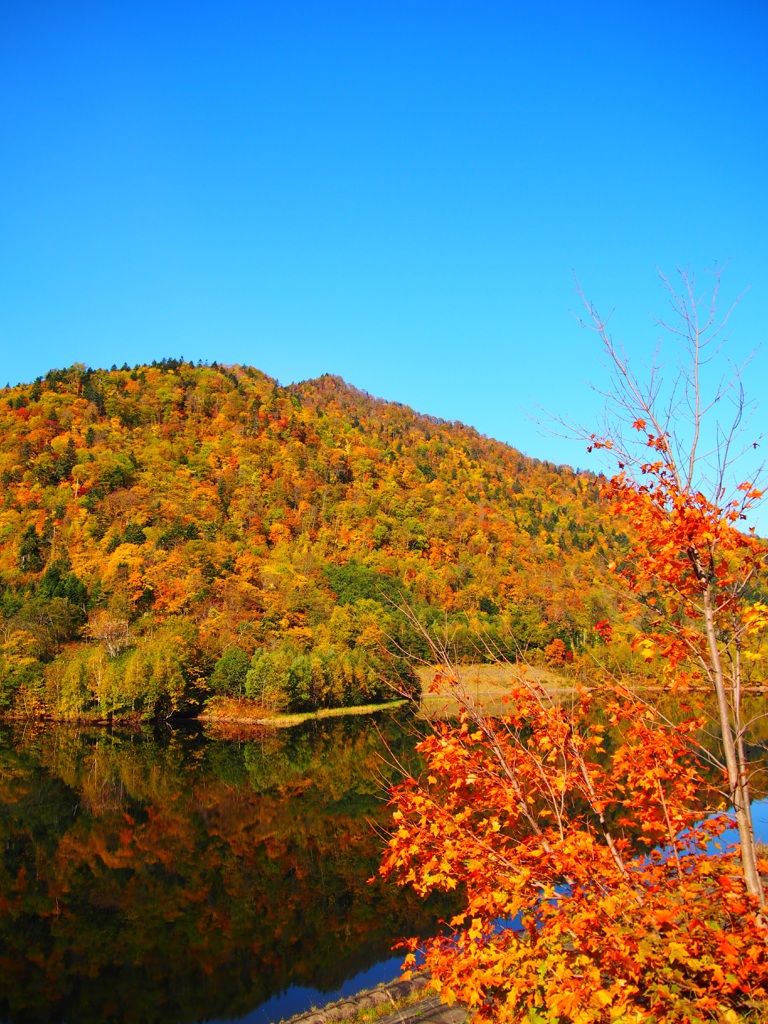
[4,700,765,1023]
[0,715,456,1024]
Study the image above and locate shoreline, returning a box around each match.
[5,672,768,728]
[198,698,408,728]
[0,698,409,729]
[278,973,467,1024]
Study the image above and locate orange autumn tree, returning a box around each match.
[381,680,768,1022]
[580,266,767,904]
[379,268,768,1022]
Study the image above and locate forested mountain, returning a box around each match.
[0,360,627,720]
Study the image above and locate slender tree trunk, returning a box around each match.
[703,586,764,905]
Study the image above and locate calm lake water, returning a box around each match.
[0,714,457,1024]
[3,702,768,1024]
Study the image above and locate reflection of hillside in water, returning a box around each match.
[3,698,768,1024]
[0,715,456,1024]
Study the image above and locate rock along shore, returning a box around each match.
[280,974,468,1024]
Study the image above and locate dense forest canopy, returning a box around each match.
[0,360,629,720]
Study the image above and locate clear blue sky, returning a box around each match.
[2,0,767,471]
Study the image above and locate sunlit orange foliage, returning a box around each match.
[589,376,768,904]
[380,677,768,1022]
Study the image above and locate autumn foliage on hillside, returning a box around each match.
[0,360,625,719]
